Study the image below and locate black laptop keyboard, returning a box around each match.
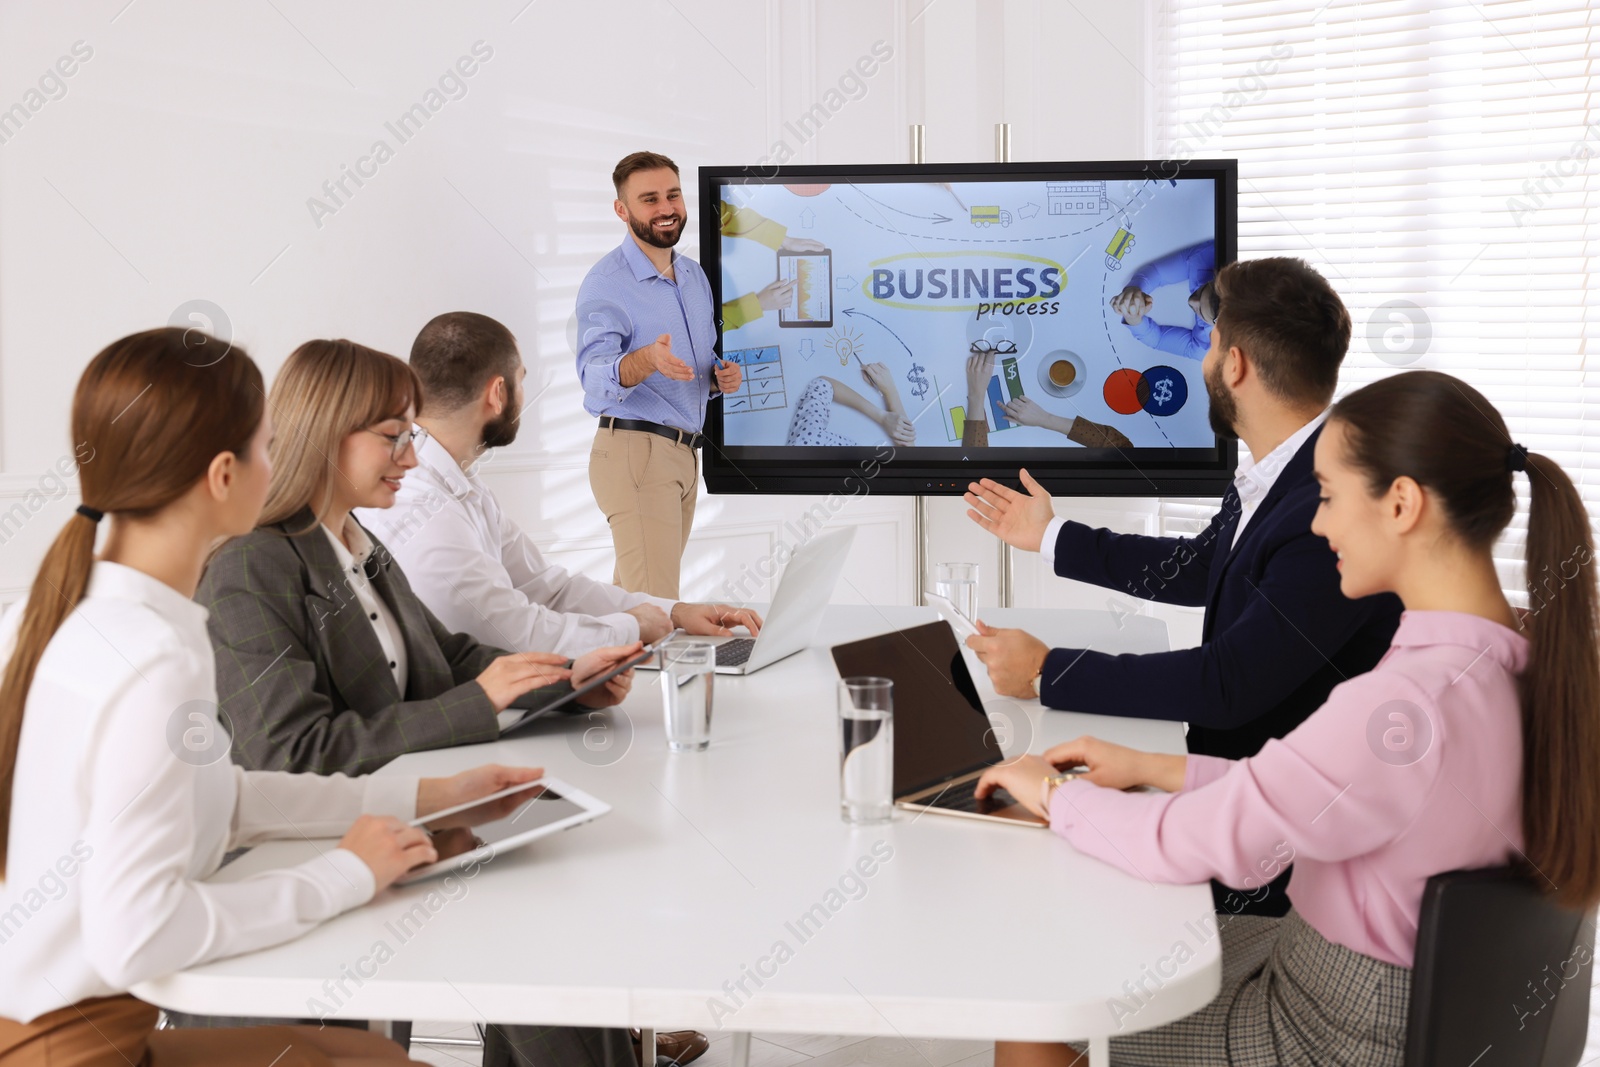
[716,638,756,667]
[920,783,1020,815]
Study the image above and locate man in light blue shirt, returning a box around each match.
[576,151,742,598]
[1109,238,1218,361]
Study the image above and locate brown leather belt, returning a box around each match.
[598,416,704,449]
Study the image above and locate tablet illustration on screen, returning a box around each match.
[777,249,833,327]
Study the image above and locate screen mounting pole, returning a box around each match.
[994,122,1015,610]
[910,123,929,607]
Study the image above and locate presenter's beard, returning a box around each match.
[1204,359,1238,440]
[629,210,686,249]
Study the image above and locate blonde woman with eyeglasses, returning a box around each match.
[198,339,639,779]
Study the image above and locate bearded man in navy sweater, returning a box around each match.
[965,257,1402,918]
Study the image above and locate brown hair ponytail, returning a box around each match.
[1517,450,1600,908]
[1331,370,1600,909]
[0,328,263,874]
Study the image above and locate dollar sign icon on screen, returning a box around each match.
[906,362,930,399]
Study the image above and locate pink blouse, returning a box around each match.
[1048,610,1528,967]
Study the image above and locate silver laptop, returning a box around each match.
[639,525,856,675]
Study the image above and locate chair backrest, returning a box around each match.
[1406,865,1594,1067]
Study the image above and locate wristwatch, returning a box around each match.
[1039,770,1084,815]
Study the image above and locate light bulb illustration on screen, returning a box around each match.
[825,326,864,368]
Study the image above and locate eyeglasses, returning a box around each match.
[365,425,428,460]
[969,340,1018,355]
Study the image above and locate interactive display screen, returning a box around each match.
[700,160,1238,497]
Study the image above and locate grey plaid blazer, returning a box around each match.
[198,506,570,775]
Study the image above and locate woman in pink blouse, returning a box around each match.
[977,370,1600,1066]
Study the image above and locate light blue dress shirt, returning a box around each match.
[574,237,719,433]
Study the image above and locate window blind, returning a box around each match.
[1152,0,1600,604]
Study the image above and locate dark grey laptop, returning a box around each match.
[830,620,1045,828]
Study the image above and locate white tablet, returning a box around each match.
[395,776,610,885]
[925,591,978,641]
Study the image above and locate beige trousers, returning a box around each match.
[0,996,420,1066]
[588,427,698,599]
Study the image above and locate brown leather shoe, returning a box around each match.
[631,1028,710,1066]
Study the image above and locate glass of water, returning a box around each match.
[659,640,715,752]
[839,677,894,824]
[934,562,979,621]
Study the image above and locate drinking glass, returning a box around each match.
[660,641,716,752]
[934,562,979,622]
[839,677,894,824]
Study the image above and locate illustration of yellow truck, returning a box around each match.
[1105,227,1136,270]
[971,205,1013,228]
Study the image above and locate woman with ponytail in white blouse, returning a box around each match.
[0,328,539,1065]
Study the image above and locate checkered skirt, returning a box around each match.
[1103,909,1412,1066]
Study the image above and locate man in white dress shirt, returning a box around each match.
[359,311,761,658]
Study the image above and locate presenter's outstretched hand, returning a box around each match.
[477,652,571,711]
[965,621,1049,699]
[647,334,695,382]
[340,815,437,892]
[673,602,764,637]
[964,468,1055,552]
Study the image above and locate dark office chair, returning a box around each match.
[1406,865,1594,1067]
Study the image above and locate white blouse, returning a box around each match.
[323,518,409,693]
[0,561,418,1023]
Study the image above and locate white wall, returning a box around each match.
[0,0,1201,648]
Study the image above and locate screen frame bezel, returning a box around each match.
[699,158,1239,498]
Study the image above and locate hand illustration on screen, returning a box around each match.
[783,363,916,448]
[718,202,830,330]
[1110,285,1153,326]
[879,411,916,448]
[860,361,916,446]
[1115,240,1217,361]
[1000,395,1059,429]
[860,361,895,396]
[755,278,796,311]
[1000,397,1133,449]
[962,350,991,449]
[1064,415,1134,449]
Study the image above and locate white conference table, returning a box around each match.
[135,605,1221,1066]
